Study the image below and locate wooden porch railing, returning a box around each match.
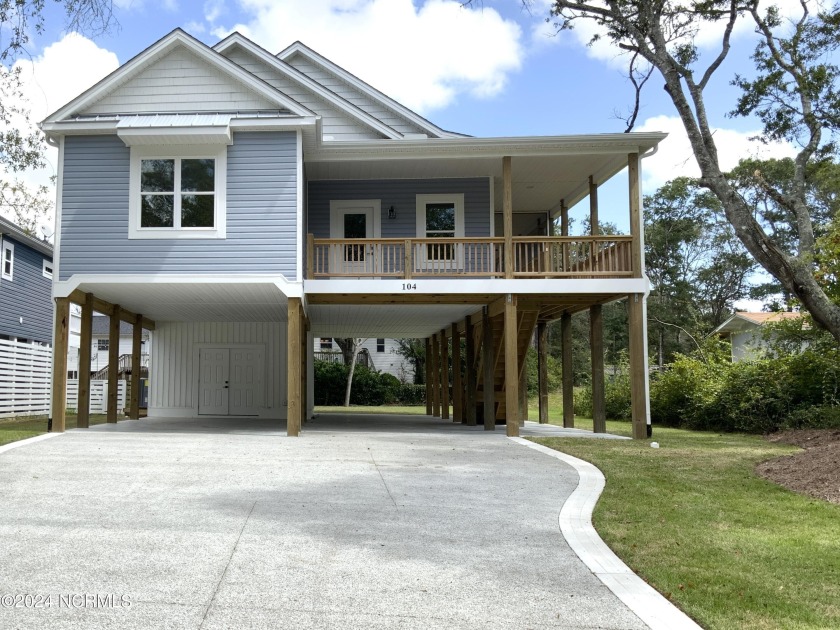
[307,235,634,279]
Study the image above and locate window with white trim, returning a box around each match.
[42,259,53,279]
[376,339,385,353]
[415,194,465,261]
[97,339,109,351]
[128,146,227,239]
[1,241,13,280]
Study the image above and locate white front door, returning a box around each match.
[229,347,264,416]
[199,348,229,415]
[198,346,264,416]
[330,200,380,275]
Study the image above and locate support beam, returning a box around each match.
[503,155,513,279]
[301,315,308,424]
[537,322,548,424]
[129,314,142,420]
[519,357,527,427]
[431,333,441,417]
[287,297,302,436]
[425,338,433,415]
[440,329,450,420]
[482,308,495,431]
[452,324,462,422]
[465,317,477,426]
[561,311,574,428]
[504,295,519,437]
[628,294,650,440]
[66,290,155,330]
[50,297,70,433]
[77,292,93,429]
[560,199,569,272]
[628,153,643,278]
[107,306,121,423]
[590,304,607,434]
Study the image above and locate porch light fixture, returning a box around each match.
[388,205,396,219]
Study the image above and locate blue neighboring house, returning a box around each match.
[0,215,54,345]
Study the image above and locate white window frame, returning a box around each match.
[42,259,53,279]
[128,145,227,240]
[1,240,14,281]
[415,194,465,239]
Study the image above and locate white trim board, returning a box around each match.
[0,433,62,456]
[509,437,703,630]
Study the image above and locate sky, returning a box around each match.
[5,0,800,241]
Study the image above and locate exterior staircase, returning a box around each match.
[91,354,149,381]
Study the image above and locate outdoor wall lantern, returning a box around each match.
[388,205,396,219]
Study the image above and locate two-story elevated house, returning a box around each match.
[42,29,663,438]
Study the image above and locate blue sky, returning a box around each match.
[12,0,797,237]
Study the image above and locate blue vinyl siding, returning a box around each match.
[0,238,52,343]
[307,178,491,238]
[59,132,298,281]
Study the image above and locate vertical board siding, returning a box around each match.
[149,321,286,416]
[223,47,383,141]
[60,132,298,280]
[285,54,427,137]
[308,178,491,238]
[0,238,52,343]
[84,47,276,115]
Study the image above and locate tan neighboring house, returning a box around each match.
[713,312,805,361]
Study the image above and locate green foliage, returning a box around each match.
[574,357,633,420]
[313,360,423,406]
[524,347,562,395]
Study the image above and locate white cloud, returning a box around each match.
[1,34,119,226]
[214,0,524,113]
[636,114,797,190]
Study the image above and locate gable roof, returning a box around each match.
[42,29,315,125]
[277,41,465,139]
[213,33,402,140]
[0,216,53,257]
[713,311,804,335]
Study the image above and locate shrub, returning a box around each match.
[575,369,633,420]
[313,360,426,406]
[524,347,562,395]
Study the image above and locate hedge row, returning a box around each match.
[313,360,425,406]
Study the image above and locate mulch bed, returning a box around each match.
[756,429,840,505]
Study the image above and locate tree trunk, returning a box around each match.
[343,339,362,407]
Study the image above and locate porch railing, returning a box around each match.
[308,235,635,279]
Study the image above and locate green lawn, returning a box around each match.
[0,414,111,447]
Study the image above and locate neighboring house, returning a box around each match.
[0,216,53,345]
[316,337,414,381]
[88,315,149,374]
[712,312,805,361]
[42,29,664,438]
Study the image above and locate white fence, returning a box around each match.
[0,338,127,419]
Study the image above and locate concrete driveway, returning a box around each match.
[0,413,649,629]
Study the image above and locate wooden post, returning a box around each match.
[129,314,142,420]
[503,156,514,279]
[590,175,607,433]
[560,199,569,272]
[628,153,643,278]
[301,316,308,423]
[50,297,70,433]
[519,357,527,427]
[431,333,441,417]
[482,308,495,430]
[561,311,574,428]
[404,239,412,279]
[425,338,433,415]
[107,306,121,423]
[306,233,314,279]
[628,295,650,439]
[504,295,519,437]
[452,324,462,422]
[287,297,302,436]
[77,292,93,429]
[537,321,549,424]
[440,330,450,419]
[591,304,607,434]
[465,317,477,426]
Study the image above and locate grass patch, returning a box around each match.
[534,428,840,630]
[0,414,111,447]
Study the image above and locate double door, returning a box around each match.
[198,347,264,416]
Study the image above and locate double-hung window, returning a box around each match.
[128,146,227,239]
[415,194,465,263]
[1,241,13,281]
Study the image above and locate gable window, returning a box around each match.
[42,259,53,279]
[97,339,109,351]
[416,194,465,262]
[1,241,13,280]
[128,146,227,239]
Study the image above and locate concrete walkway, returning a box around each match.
[0,413,649,629]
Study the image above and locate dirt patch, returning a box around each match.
[756,429,840,505]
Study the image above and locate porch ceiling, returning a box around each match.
[308,304,480,337]
[71,281,288,322]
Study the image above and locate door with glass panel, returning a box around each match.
[329,203,377,276]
